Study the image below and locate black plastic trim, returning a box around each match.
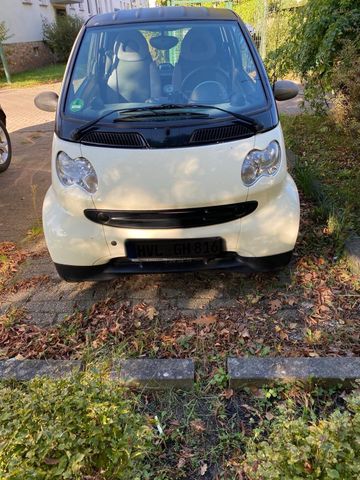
[54,251,293,281]
[81,130,148,148]
[84,201,258,229]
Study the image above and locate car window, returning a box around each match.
[65,20,267,120]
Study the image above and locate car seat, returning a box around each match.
[108,30,161,103]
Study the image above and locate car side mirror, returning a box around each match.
[273,80,299,101]
[34,91,59,112]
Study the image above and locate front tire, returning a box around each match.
[0,120,12,173]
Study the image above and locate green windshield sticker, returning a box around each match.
[70,98,84,113]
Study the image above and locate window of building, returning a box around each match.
[55,7,67,17]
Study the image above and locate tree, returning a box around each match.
[267,0,360,113]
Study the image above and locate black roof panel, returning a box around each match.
[86,7,238,27]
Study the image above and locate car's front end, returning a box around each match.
[38,7,300,281]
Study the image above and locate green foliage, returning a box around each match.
[0,374,154,479]
[282,113,360,237]
[267,0,360,112]
[243,392,360,479]
[43,15,83,62]
[0,21,12,44]
[331,42,360,132]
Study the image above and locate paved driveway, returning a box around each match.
[0,83,61,242]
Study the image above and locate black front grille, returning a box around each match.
[84,201,258,229]
[190,124,253,144]
[81,131,148,148]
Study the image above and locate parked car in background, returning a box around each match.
[0,105,12,172]
[35,7,300,282]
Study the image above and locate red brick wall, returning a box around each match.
[3,41,55,74]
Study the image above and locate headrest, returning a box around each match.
[116,31,150,62]
[180,28,217,62]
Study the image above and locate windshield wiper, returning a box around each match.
[72,104,262,141]
[71,108,144,140]
[72,106,207,140]
[114,104,263,131]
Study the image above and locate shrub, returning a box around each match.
[0,21,12,44]
[331,42,360,134]
[243,392,360,479]
[0,374,154,479]
[267,0,360,114]
[43,15,83,62]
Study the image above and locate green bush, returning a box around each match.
[331,42,360,134]
[243,392,360,479]
[0,374,154,479]
[43,15,83,62]
[0,21,12,44]
[267,0,360,114]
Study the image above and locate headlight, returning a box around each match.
[241,140,281,186]
[56,152,98,194]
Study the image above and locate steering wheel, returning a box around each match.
[180,66,230,99]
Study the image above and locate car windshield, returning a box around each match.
[65,20,267,122]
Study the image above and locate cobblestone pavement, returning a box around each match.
[0,83,61,133]
[0,82,299,326]
[0,235,292,328]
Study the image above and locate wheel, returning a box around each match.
[0,120,11,173]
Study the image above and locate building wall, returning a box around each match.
[1,0,149,74]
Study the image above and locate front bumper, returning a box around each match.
[55,251,293,281]
[43,173,300,279]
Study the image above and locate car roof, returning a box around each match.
[86,7,238,27]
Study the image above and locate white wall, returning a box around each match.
[1,0,58,44]
[1,0,150,45]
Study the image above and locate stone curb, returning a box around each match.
[228,357,360,388]
[111,359,194,389]
[0,359,194,388]
[0,359,82,381]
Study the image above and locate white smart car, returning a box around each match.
[35,7,300,281]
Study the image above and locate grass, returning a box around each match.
[281,113,360,241]
[2,374,357,479]
[0,63,66,89]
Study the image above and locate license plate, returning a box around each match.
[125,237,224,260]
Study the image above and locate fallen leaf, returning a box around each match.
[193,315,217,326]
[222,388,234,399]
[265,412,274,421]
[44,458,59,465]
[269,299,282,314]
[241,328,250,339]
[287,297,297,306]
[200,464,208,476]
[177,457,186,469]
[251,295,261,304]
[146,306,158,320]
[190,419,206,433]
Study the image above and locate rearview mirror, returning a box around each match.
[34,91,59,112]
[273,80,299,101]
